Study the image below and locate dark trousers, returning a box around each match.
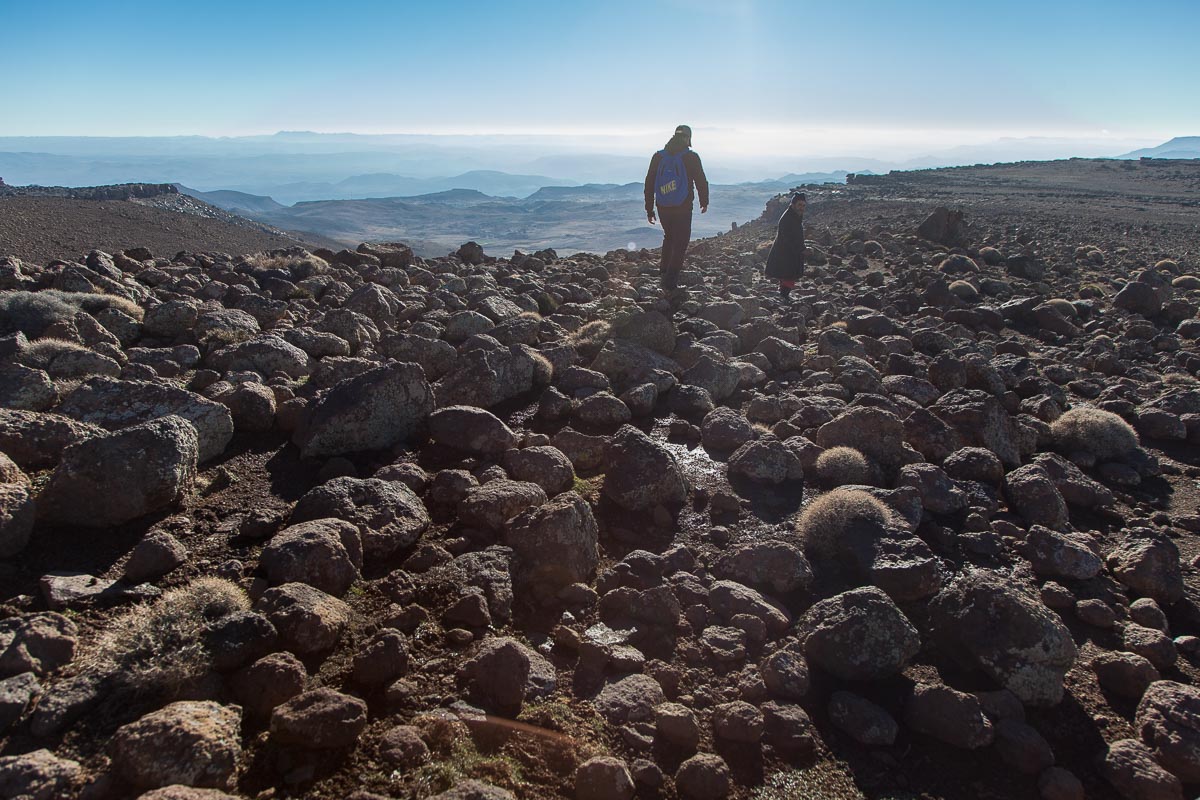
[658,205,693,287]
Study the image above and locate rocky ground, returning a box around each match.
[1,158,1199,800]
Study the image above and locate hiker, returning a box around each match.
[765,192,806,300]
[645,124,709,292]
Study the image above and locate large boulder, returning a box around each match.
[798,587,919,680]
[57,377,232,463]
[1103,739,1183,800]
[932,389,1021,468]
[0,363,56,411]
[713,540,812,595]
[458,637,557,712]
[1004,464,1070,530]
[38,416,198,527]
[0,409,104,470]
[0,612,78,677]
[601,425,687,511]
[727,436,804,484]
[500,446,575,495]
[1107,529,1185,605]
[254,583,352,654]
[610,310,675,356]
[459,480,547,531]
[0,749,84,800]
[296,362,433,459]
[590,339,680,389]
[1136,681,1200,783]
[816,407,906,467]
[928,570,1077,706]
[289,477,430,559]
[0,480,35,558]
[208,336,311,378]
[428,406,519,455]
[504,491,598,597]
[259,518,363,596]
[111,701,241,791]
[433,344,546,408]
[270,687,367,749]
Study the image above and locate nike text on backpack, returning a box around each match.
[655,150,689,208]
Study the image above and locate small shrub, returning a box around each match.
[518,310,543,320]
[71,292,144,321]
[795,488,891,559]
[1043,298,1077,318]
[15,337,90,369]
[814,446,871,487]
[1163,372,1198,386]
[568,320,611,359]
[82,577,249,696]
[978,246,1004,266]
[528,350,554,385]
[0,291,79,337]
[0,290,143,337]
[1050,406,1138,461]
[948,280,978,300]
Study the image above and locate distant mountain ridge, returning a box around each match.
[1117,136,1200,160]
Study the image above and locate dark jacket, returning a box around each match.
[765,207,805,280]
[644,147,709,213]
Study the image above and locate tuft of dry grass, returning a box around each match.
[567,320,611,359]
[15,337,91,369]
[528,350,554,385]
[1043,298,1078,318]
[795,488,891,559]
[1050,406,1138,461]
[948,280,979,300]
[814,446,872,488]
[0,290,144,337]
[82,577,249,696]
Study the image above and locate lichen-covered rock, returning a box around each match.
[1135,681,1200,783]
[428,405,519,455]
[0,409,104,470]
[270,687,368,749]
[0,480,35,557]
[289,477,430,559]
[601,425,686,511]
[38,415,198,527]
[458,637,557,712]
[296,362,433,459]
[254,583,352,654]
[57,376,232,462]
[798,587,919,680]
[928,570,1076,706]
[111,701,241,790]
[1107,529,1185,605]
[460,479,547,531]
[0,748,84,800]
[259,518,363,596]
[504,491,597,597]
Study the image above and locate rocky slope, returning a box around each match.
[0,159,1198,800]
[0,183,338,266]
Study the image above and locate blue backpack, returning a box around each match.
[654,149,689,208]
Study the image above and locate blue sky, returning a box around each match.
[1,0,1197,145]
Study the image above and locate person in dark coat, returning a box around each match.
[644,124,709,292]
[765,192,806,300]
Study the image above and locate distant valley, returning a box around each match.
[181,177,846,256]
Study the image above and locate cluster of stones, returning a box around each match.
[0,193,1198,800]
